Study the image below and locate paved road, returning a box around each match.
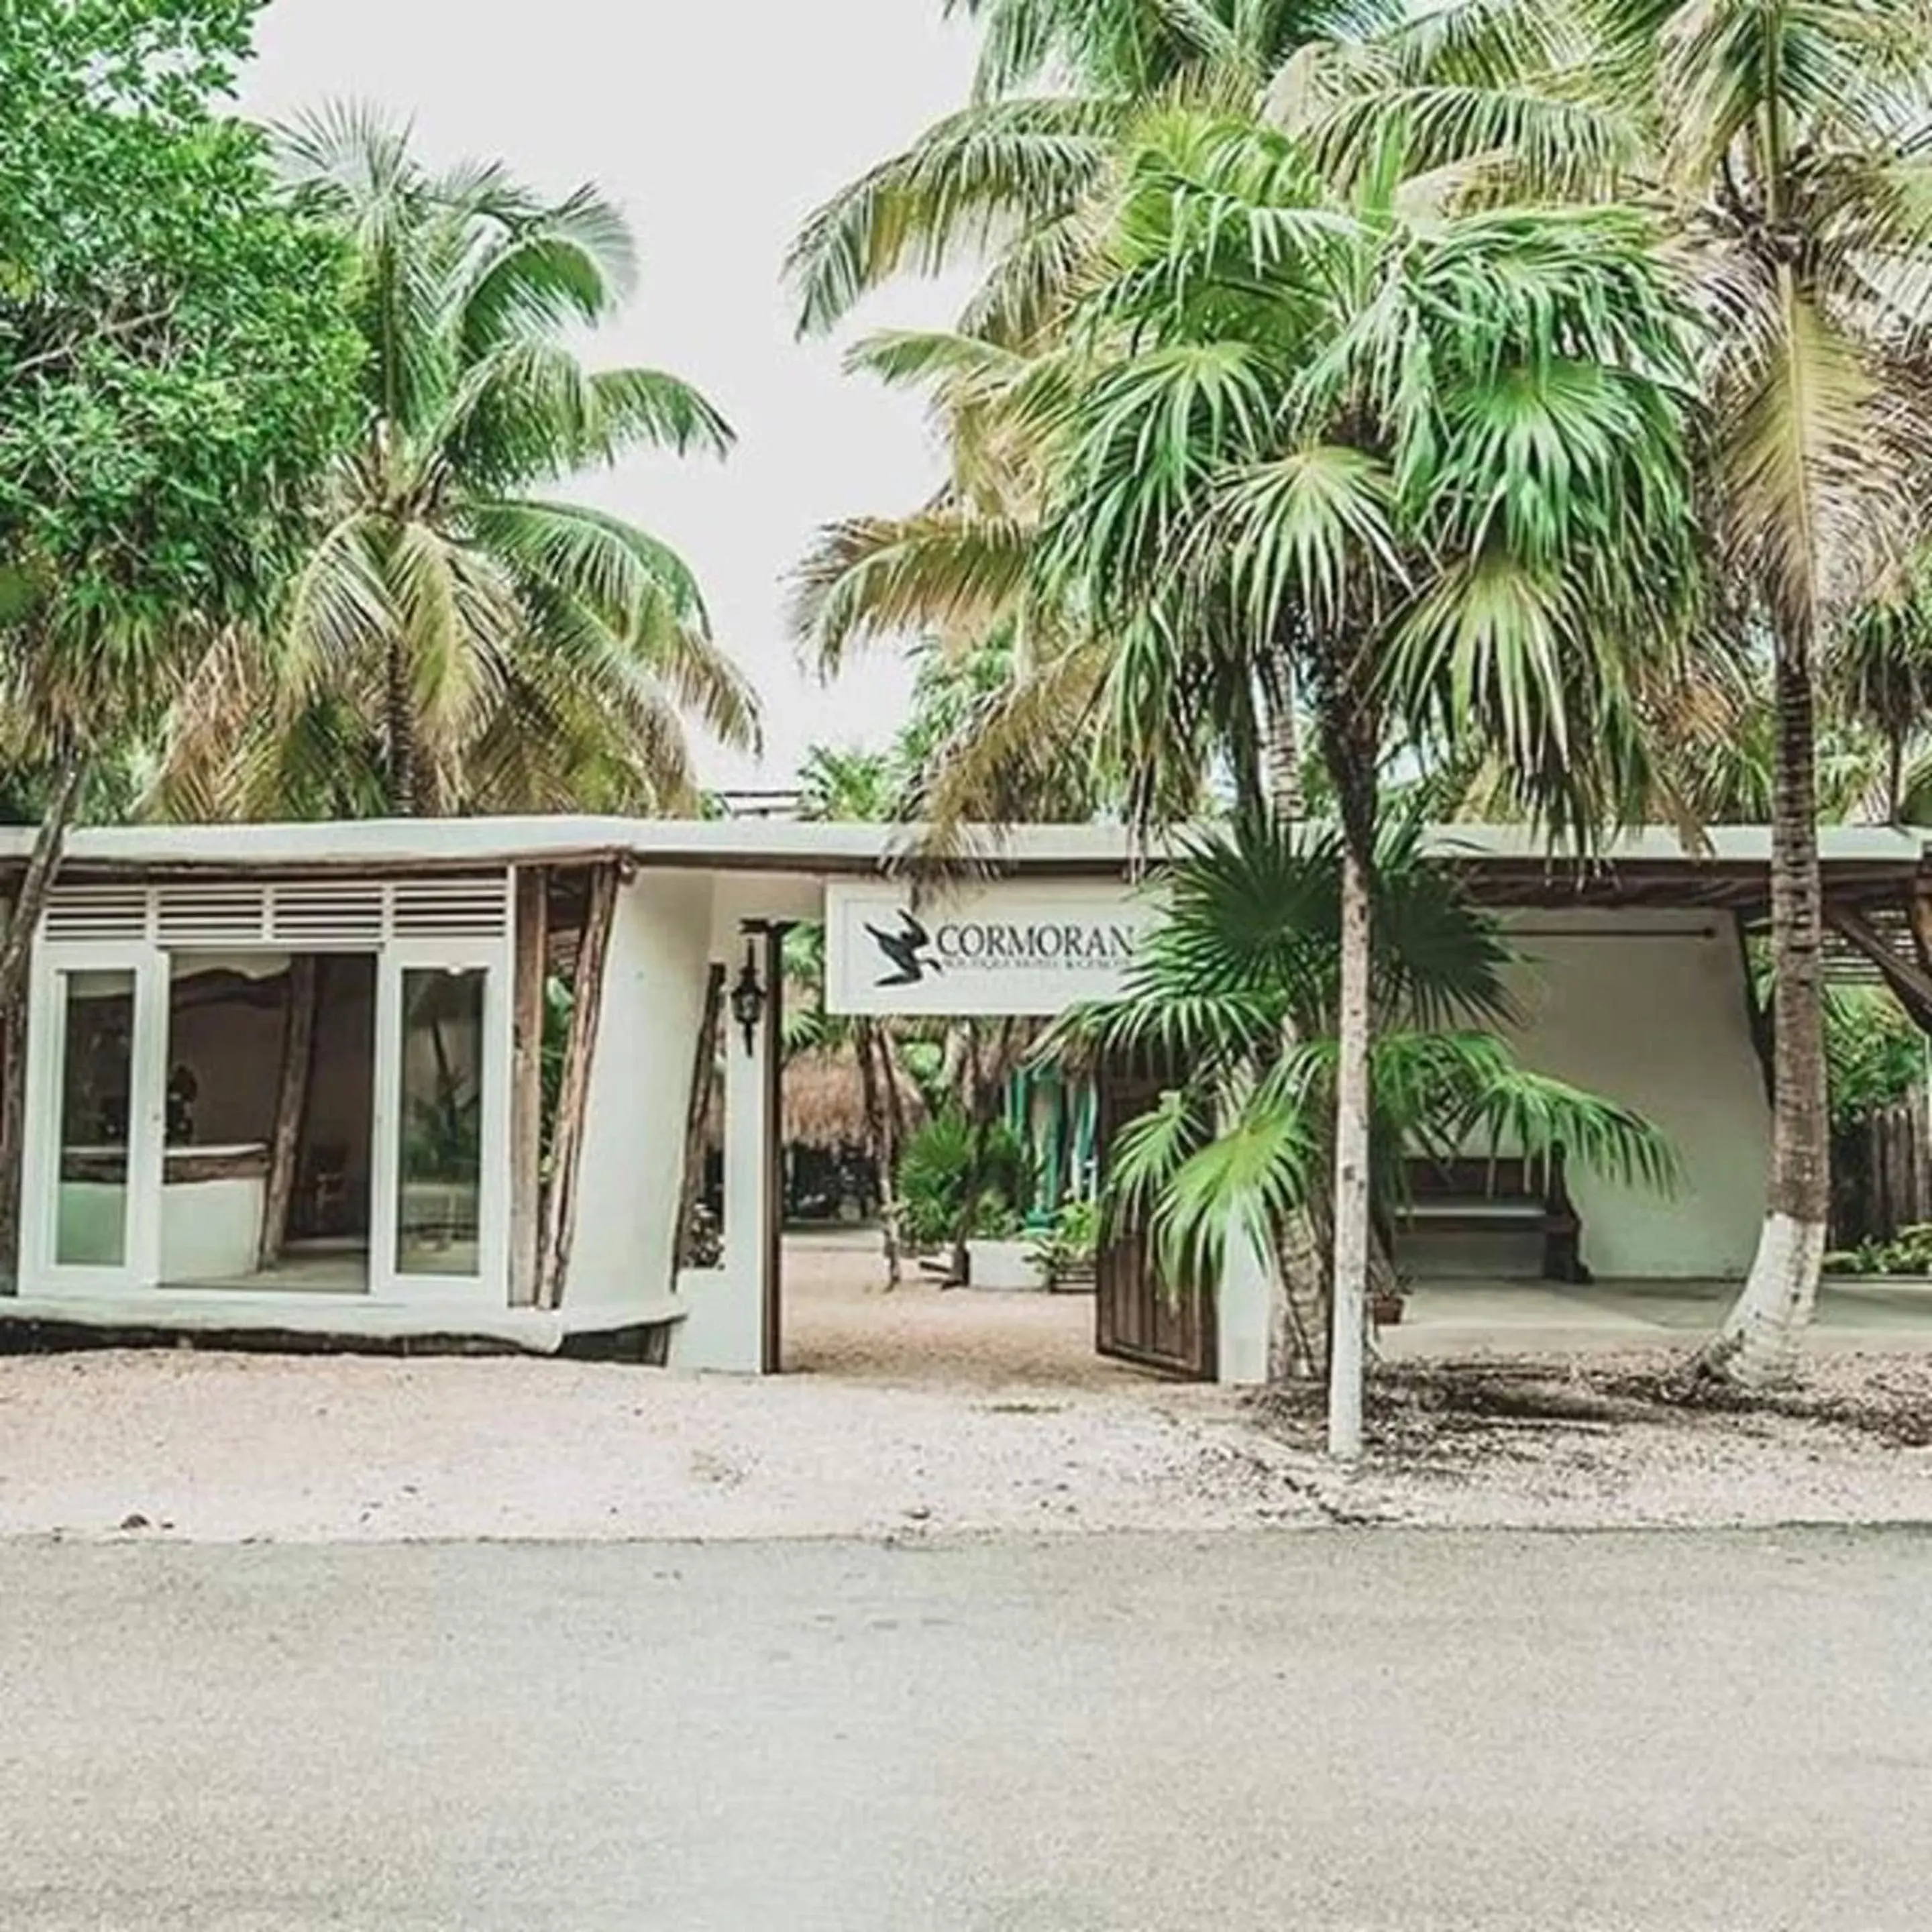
[1,1530,1929,1929]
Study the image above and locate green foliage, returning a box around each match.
[897,1112,1030,1249]
[539,973,574,1171]
[1825,1225,1932,1280]
[1825,987,1924,1132]
[797,743,898,822]
[0,0,360,751]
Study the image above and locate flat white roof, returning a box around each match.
[2,814,1923,877]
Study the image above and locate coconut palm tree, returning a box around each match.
[1055,814,1677,1378]
[1289,0,1932,1386]
[157,104,758,819]
[788,0,1399,343]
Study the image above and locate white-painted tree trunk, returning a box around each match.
[1710,1212,1826,1387]
[1703,614,1829,1386]
[1327,837,1372,1459]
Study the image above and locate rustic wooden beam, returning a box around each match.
[1827,902,1932,1034]
[508,865,548,1307]
[257,955,319,1269]
[536,862,620,1311]
[674,962,725,1271]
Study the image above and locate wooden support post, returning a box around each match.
[762,922,787,1375]
[674,963,726,1270]
[537,863,619,1311]
[258,955,319,1270]
[509,866,548,1307]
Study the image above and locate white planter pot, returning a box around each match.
[965,1238,1047,1293]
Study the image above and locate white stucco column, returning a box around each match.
[669,936,776,1374]
[1217,1231,1271,1387]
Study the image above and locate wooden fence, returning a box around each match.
[1833,1088,1932,1248]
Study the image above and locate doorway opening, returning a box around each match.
[162,953,376,1293]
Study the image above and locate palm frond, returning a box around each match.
[790,511,1036,675]
[785,97,1118,337]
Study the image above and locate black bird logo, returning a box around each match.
[867,909,939,987]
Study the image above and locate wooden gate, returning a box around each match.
[1094,1059,1216,1381]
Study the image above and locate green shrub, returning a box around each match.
[897,1113,1030,1250]
[1823,1224,1932,1277]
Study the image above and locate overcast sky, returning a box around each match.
[243,0,979,788]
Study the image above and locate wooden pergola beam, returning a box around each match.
[1827,902,1932,1034]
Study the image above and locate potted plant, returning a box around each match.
[1371,1273,1409,1327]
[965,1201,1046,1291]
[1026,1198,1100,1292]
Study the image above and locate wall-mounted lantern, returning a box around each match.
[730,943,766,1056]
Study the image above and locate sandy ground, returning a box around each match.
[3,1233,1931,1542]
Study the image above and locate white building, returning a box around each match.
[3,816,1924,1382]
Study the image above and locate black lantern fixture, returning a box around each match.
[730,942,766,1055]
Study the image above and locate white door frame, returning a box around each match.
[369,938,510,1306]
[22,943,168,1297]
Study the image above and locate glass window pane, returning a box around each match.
[396,967,484,1277]
[56,970,136,1268]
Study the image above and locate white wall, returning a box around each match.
[565,873,716,1313]
[1486,909,1770,1279]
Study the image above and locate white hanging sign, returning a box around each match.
[824,879,1161,1017]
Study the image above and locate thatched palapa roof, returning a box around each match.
[782,1048,926,1152]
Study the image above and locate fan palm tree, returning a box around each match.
[157,104,758,819]
[1289,0,1932,1386]
[1053,814,1677,1379]
[1023,113,1697,1450]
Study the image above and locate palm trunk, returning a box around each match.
[1269,1184,1329,1383]
[1267,678,1304,822]
[384,643,417,817]
[855,1021,905,1290]
[1700,625,1829,1386]
[877,1025,910,1289]
[1328,828,1372,1456]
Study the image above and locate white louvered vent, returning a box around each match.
[40,870,511,948]
[154,884,268,947]
[44,887,150,943]
[268,881,386,945]
[390,875,509,940]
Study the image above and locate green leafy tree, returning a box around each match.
[157,104,758,819]
[0,0,360,998]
